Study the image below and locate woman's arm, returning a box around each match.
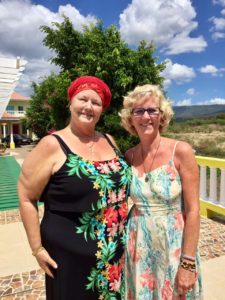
[18,135,60,277]
[177,142,200,256]
[174,141,200,295]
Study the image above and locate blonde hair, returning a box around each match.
[120,84,174,136]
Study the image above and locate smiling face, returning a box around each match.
[131,95,161,137]
[69,89,103,126]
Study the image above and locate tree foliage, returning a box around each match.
[26,17,166,151]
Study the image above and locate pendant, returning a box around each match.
[145,174,149,182]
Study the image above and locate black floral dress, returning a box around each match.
[40,134,131,300]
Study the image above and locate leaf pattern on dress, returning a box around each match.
[66,153,131,299]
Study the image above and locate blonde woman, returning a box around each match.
[120,84,203,300]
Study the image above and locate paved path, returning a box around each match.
[0,145,224,299]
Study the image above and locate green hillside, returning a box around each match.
[173,104,225,120]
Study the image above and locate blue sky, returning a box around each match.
[0,0,225,106]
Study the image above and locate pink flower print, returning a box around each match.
[173,248,181,259]
[117,189,125,202]
[97,163,110,174]
[107,223,118,237]
[109,275,121,292]
[165,164,178,181]
[174,211,184,230]
[118,220,125,233]
[108,191,117,204]
[108,263,122,291]
[162,280,173,300]
[108,160,121,172]
[128,231,141,263]
[140,269,157,291]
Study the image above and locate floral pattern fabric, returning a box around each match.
[125,159,203,300]
[66,152,131,300]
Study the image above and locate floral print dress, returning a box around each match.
[40,134,131,300]
[125,142,203,300]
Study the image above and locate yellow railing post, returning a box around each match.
[196,156,225,219]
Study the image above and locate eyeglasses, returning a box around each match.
[131,107,161,117]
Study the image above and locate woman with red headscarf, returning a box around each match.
[18,76,131,299]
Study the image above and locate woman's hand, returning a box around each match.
[174,265,196,296]
[35,248,58,278]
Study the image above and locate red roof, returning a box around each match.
[10,92,29,101]
[2,112,20,120]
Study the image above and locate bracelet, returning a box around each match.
[181,253,196,262]
[32,245,45,256]
[180,260,196,272]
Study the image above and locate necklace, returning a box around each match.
[141,137,161,182]
[86,132,96,158]
[70,127,96,159]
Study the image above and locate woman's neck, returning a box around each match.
[139,133,161,154]
[68,123,95,138]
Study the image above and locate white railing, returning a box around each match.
[196,156,225,218]
[6,110,26,116]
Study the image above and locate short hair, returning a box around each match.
[120,84,174,136]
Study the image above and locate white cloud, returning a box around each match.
[212,31,225,40]
[199,64,224,76]
[186,88,195,95]
[176,99,192,106]
[210,17,225,30]
[162,78,172,89]
[119,0,207,54]
[15,58,61,96]
[198,98,225,105]
[0,0,97,96]
[209,16,225,40]
[222,9,225,15]
[161,59,196,85]
[0,0,97,59]
[213,0,225,6]
[163,33,206,55]
[199,65,218,73]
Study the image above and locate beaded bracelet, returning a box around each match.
[181,253,196,262]
[180,260,196,272]
[32,245,45,256]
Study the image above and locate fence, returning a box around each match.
[196,156,225,219]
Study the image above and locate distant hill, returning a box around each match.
[173,104,225,120]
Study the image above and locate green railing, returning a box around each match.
[196,156,225,218]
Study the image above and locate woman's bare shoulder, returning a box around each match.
[22,135,61,167]
[175,140,194,156]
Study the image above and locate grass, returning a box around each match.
[164,116,225,158]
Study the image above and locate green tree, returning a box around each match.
[25,72,70,138]
[27,17,166,150]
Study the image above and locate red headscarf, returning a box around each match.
[67,76,112,110]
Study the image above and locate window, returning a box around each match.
[18,106,24,111]
[6,105,14,112]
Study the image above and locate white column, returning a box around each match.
[2,123,7,138]
[220,169,225,206]
[26,129,30,137]
[209,167,217,203]
[10,123,15,149]
[200,166,207,200]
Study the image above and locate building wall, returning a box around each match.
[0,97,31,140]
